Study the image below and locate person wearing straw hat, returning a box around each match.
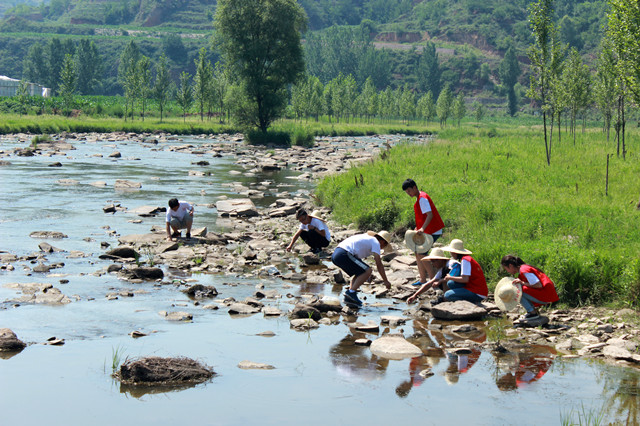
[286,209,331,254]
[441,239,488,303]
[406,247,459,304]
[402,179,445,286]
[500,255,559,320]
[331,231,393,307]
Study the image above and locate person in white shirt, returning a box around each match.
[331,231,393,307]
[166,198,194,241]
[286,209,331,254]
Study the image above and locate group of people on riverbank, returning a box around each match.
[281,178,559,318]
[165,177,559,318]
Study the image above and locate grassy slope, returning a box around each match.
[316,120,640,307]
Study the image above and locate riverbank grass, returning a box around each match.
[316,123,640,307]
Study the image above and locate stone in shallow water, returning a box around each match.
[159,311,193,321]
[238,360,275,370]
[370,335,423,360]
[0,328,26,352]
[30,231,68,239]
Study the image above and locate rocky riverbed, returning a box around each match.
[0,132,638,424]
[3,132,639,367]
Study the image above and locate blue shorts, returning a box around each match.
[331,247,369,277]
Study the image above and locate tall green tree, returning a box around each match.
[399,85,415,124]
[453,92,466,127]
[176,71,193,123]
[527,0,558,165]
[594,37,617,142]
[75,39,103,95]
[607,0,640,106]
[561,48,591,144]
[194,48,212,122]
[58,53,76,111]
[118,41,141,121]
[436,85,453,128]
[215,0,307,133]
[23,43,48,87]
[16,80,30,117]
[417,91,436,124]
[211,61,229,123]
[153,54,173,123]
[498,46,522,116]
[48,38,65,92]
[137,56,152,121]
[417,42,441,99]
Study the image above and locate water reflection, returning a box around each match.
[599,362,640,424]
[119,381,208,399]
[329,333,389,382]
[492,345,556,392]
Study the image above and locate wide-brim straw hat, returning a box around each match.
[441,238,472,255]
[310,210,324,220]
[367,230,393,252]
[425,247,450,261]
[494,277,523,312]
[404,230,434,254]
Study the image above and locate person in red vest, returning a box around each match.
[501,255,559,320]
[402,178,445,286]
[441,239,488,303]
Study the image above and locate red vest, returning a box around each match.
[462,255,488,296]
[414,191,444,234]
[519,264,559,304]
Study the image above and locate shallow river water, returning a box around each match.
[0,134,638,425]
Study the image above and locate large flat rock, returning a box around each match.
[216,199,258,217]
[370,335,423,360]
[430,301,487,321]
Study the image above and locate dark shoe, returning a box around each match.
[186,232,191,239]
[171,231,181,238]
[311,247,322,254]
[343,291,362,307]
[523,311,541,320]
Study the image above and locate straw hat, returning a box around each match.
[494,277,523,312]
[367,230,393,252]
[424,247,450,261]
[404,230,434,254]
[310,210,324,220]
[441,238,472,255]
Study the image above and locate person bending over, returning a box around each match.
[286,209,331,254]
[331,231,393,307]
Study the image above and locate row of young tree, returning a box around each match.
[527,0,640,165]
[290,74,483,126]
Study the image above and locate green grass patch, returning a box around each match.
[316,122,640,307]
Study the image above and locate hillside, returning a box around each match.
[0,0,609,99]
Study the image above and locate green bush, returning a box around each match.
[245,129,291,146]
[356,198,400,232]
[291,128,315,147]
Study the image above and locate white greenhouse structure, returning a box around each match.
[0,75,50,97]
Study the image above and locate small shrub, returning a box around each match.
[32,134,52,147]
[356,198,400,231]
[487,127,498,138]
[291,128,315,147]
[245,129,291,146]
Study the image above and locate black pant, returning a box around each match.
[299,230,330,250]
